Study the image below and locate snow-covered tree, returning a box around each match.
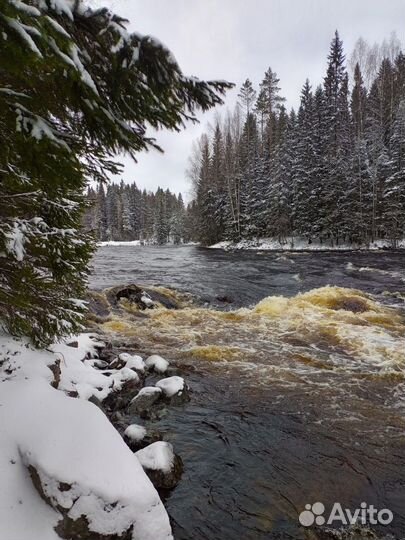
[383,100,405,244]
[186,31,405,248]
[0,0,232,344]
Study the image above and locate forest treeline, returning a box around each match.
[188,31,405,247]
[84,182,191,244]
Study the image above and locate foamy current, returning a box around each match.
[90,247,405,540]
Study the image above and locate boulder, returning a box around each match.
[48,359,61,389]
[102,372,141,413]
[123,424,163,452]
[111,353,145,373]
[104,284,181,311]
[85,290,111,320]
[155,376,190,405]
[17,382,173,540]
[124,423,147,444]
[145,354,169,374]
[129,387,163,417]
[106,285,156,311]
[29,464,134,540]
[135,441,183,490]
[90,359,109,370]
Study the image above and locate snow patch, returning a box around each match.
[0,332,173,540]
[141,294,154,307]
[98,240,142,247]
[209,237,405,251]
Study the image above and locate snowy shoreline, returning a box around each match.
[96,238,405,251]
[98,241,199,247]
[209,237,405,252]
[0,328,188,540]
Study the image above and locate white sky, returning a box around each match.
[99,0,405,200]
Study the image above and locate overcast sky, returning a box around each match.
[100,0,405,200]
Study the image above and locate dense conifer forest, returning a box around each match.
[188,32,405,247]
[88,32,405,248]
[84,183,189,244]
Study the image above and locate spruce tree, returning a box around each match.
[0,0,231,344]
[350,64,372,242]
[293,80,317,240]
[383,100,405,244]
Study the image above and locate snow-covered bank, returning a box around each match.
[98,240,142,247]
[209,237,405,251]
[0,333,173,540]
[98,241,200,247]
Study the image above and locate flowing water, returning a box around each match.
[90,246,405,539]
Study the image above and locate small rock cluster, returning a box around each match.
[86,345,190,491]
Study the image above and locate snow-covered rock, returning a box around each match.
[124,425,163,452]
[129,386,163,416]
[0,333,173,540]
[145,354,169,374]
[119,352,146,372]
[135,441,183,489]
[124,423,147,443]
[155,376,190,404]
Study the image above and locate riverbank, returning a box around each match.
[98,241,200,247]
[209,237,405,251]
[0,289,192,540]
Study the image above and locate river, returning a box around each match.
[90,246,405,539]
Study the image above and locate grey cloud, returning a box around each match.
[103,0,405,198]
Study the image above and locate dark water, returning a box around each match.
[90,246,405,306]
[90,246,405,539]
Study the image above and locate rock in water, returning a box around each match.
[124,424,147,443]
[155,376,190,405]
[136,441,183,489]
[123,424,162,451]
[85,290,111,319]
[111,353,145,373]
[105,285,156,310]
[129,387,163,416]
[145,354,169,374]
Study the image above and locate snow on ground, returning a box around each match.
[97,241,199,247]
[98,240,142,247]
[146,354,169,373]
[156,376,184,398]
[0,332,173,540]
[136,441,175,474]
[49,335,140,401]
[209,237,405,251]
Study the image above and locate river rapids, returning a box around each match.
[90,247,405,539]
